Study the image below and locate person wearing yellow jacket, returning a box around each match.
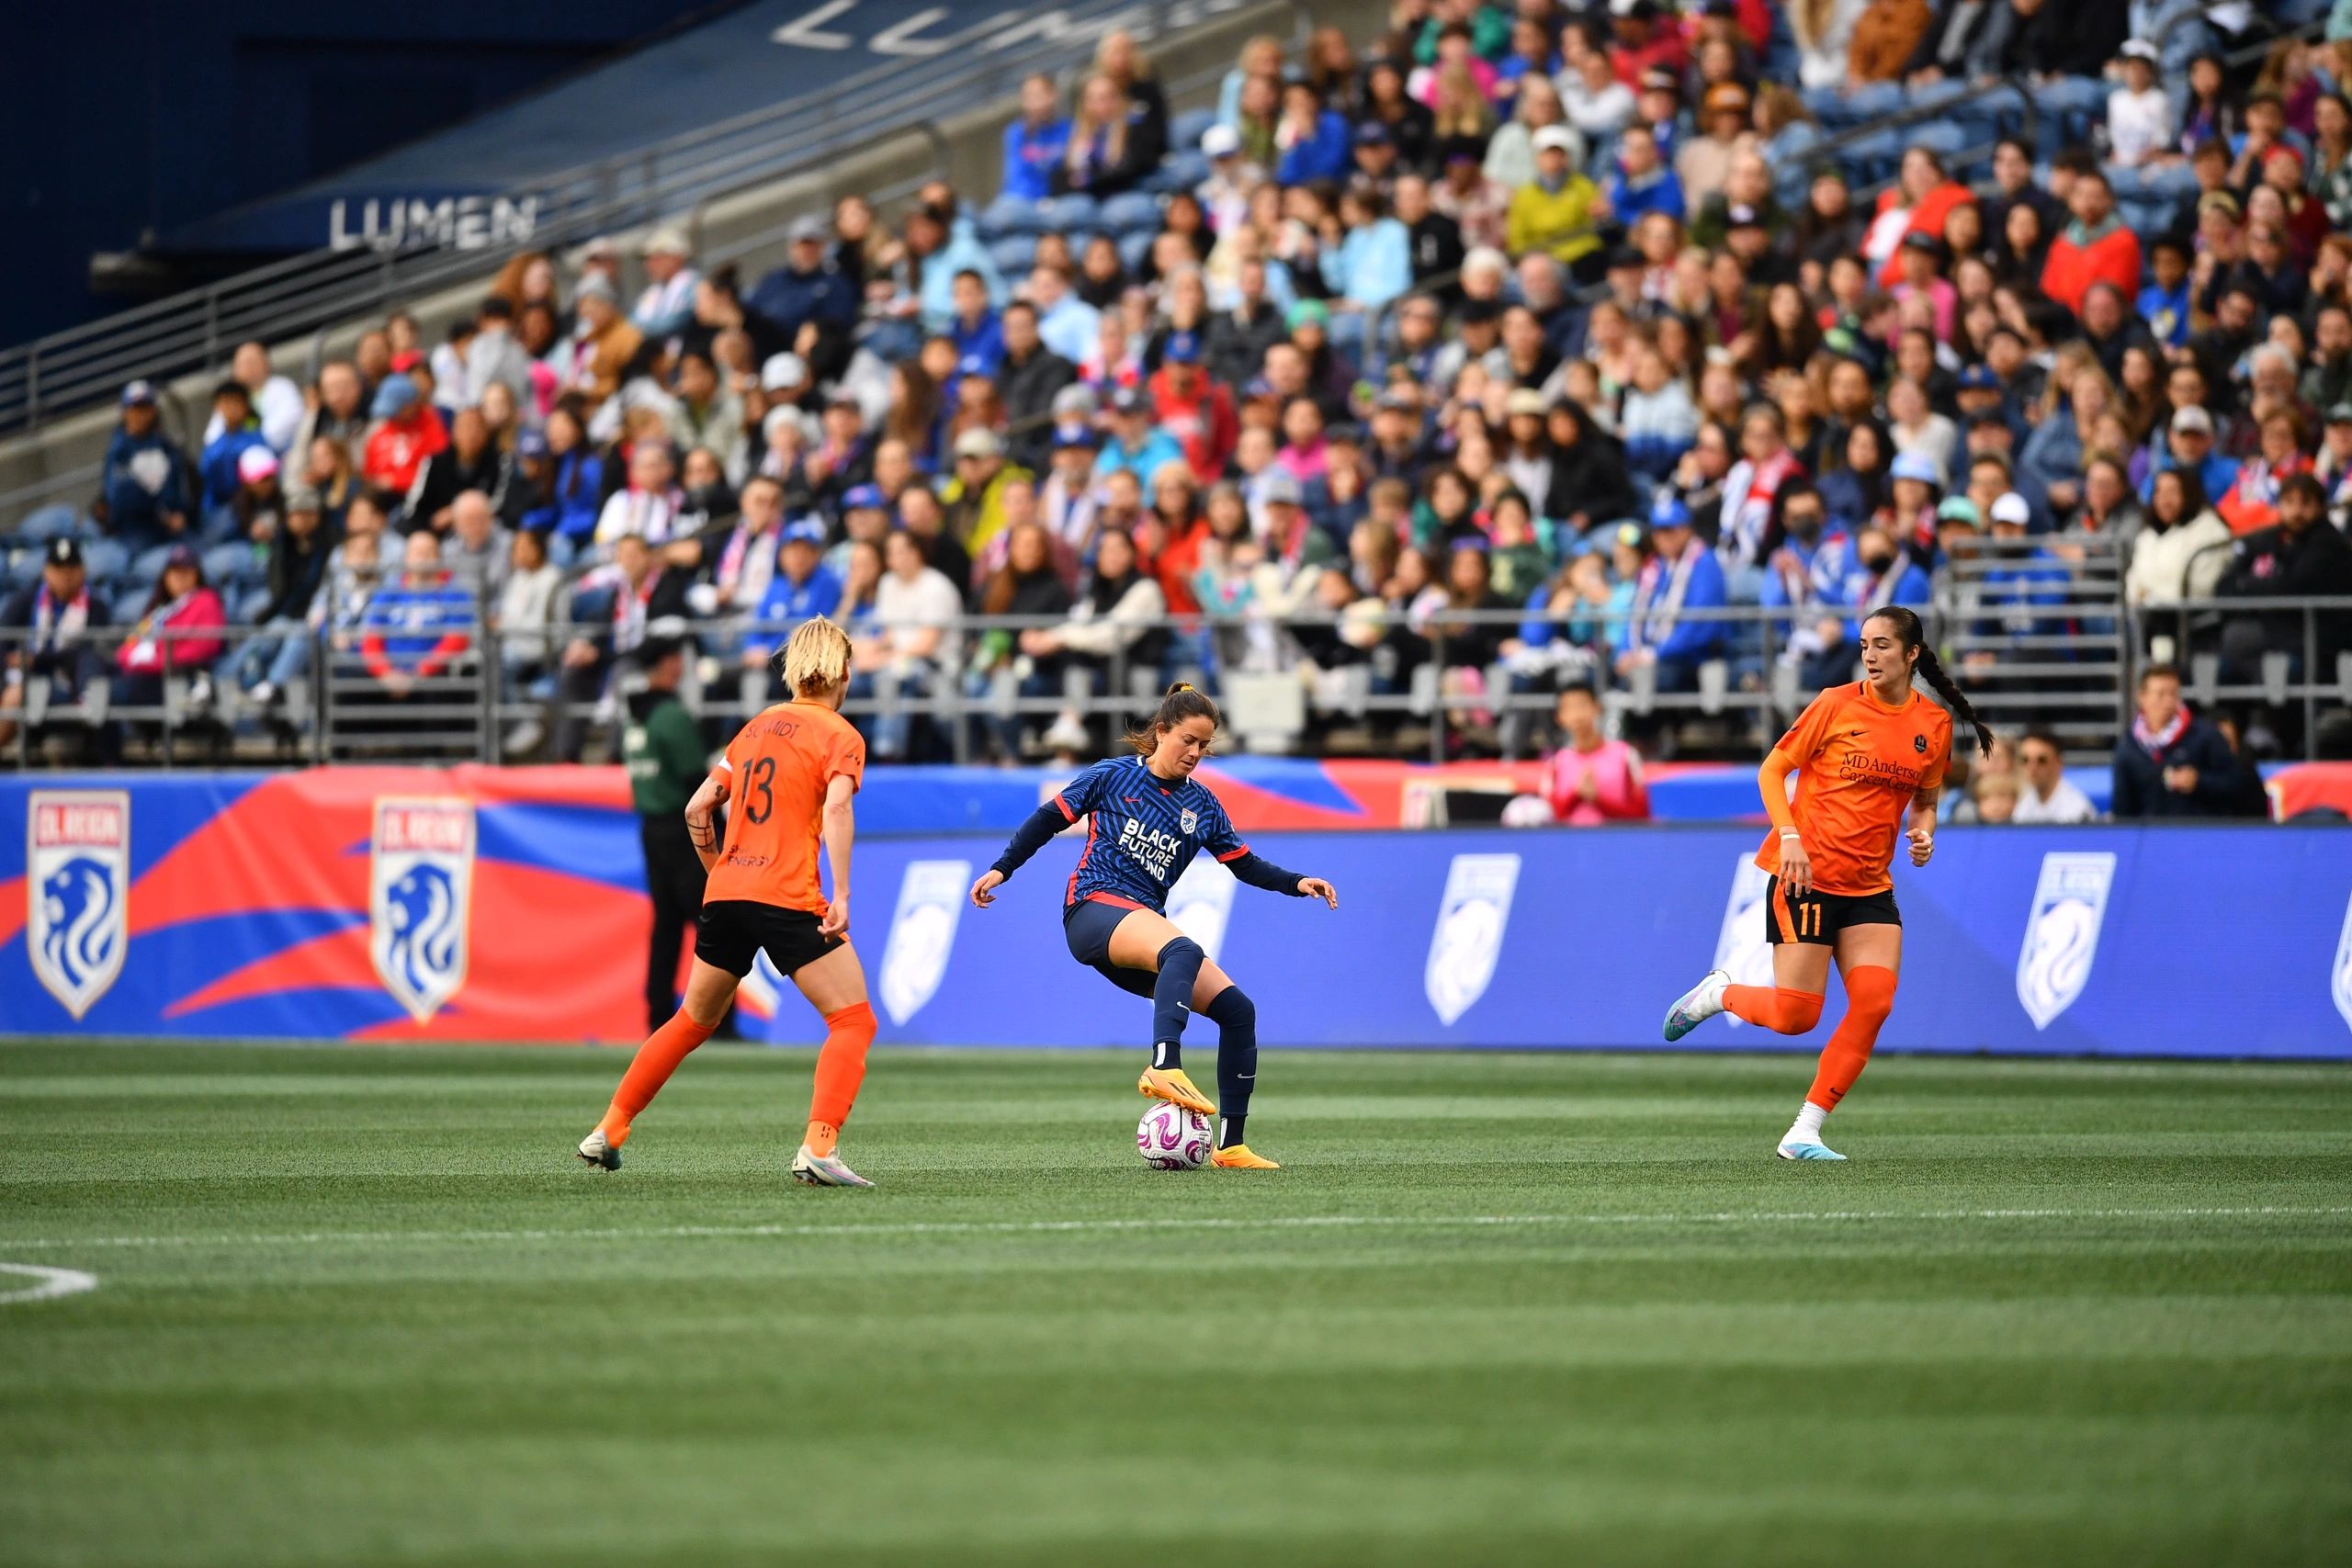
[1504,126,1609,272]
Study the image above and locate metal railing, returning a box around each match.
[0,0,1310,438]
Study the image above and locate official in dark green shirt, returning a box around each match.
[623,636,712,1029]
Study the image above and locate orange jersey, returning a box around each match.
[1753,682,1951,897]
[703,701,866,914]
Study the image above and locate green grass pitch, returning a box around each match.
[2,1039,2348,1568]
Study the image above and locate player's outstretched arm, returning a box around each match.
[819,773,855,938]
[1225,850,1336,908]
[684,775,728,874]
[973,798,1069,907]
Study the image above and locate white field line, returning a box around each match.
[0,1205,2346,1255]
[0,1263,98,1304]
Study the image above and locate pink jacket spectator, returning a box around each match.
[117,586,227,675]
[1542,737,1650,825]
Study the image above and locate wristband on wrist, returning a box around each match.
[1779,829,1801,840]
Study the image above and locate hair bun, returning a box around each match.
[1169,682,1193,694]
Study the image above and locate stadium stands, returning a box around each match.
[5,0,2352,790]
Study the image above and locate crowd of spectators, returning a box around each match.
[9,0,2352,773]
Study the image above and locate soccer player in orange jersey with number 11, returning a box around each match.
[1660,606,1995,1159]
[577,620,882,1187]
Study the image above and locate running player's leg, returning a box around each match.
[582,959,739,1166]
[1781,924,1901,1158]
[1727,943,1831,1033]
[1192,964,1278,1169]
[789,942,874,1163]
[1102,908,1218,1115]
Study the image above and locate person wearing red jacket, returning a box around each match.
[2041,170,2143,319]
[1610,0,1690,88]
[1147,332,1238,487]
[360,375,449,504]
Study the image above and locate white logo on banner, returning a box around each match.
[1712,858,1777,1026]
[369,798,475,1023]
[2333,887,2352,1036]
[2017,851,2116,1031]
[879,859,971,1025]
[27,790,130,1019]
[1166,855,1238,964]
[1426,853,1521,1025]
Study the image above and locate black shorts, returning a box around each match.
[1764,876,1901,947]
[695,900,843,978]
[1063,897,1159,1000]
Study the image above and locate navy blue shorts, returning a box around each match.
[1063,898,1159,999]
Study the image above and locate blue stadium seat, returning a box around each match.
[1910,119,1968,162]
[1144,150,1209,195]
[78,539,129,583]
[17,504,90,543]
[980,194,1049,239]
[129,542,178,586]
[1170,107,1216,152]
[1116,230,1155,273]
[989,234,1039,276]
[1040,194,1101,233]
[1097,191,1161,234]
[203,541,264,590]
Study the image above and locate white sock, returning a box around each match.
[1784,1101,1828,1145]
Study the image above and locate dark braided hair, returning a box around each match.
[1126,682,1220,755]
[1866,606,1994,755]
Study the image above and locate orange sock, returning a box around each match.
[598,1010,718,1145]
[807,1001,876,1144]
[1724,984,1826,1035]
[1805,966,1896,1111]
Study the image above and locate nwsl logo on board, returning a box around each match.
[27,790,130,1019]
[369,798,475,1023]
[877,858,969,1026]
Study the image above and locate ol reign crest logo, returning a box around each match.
[27,790,130,1019]
[369,798,475,1023]
[1711,858,1777,1025]
[1426,853,1520,1025]
[2333,886,2352,1036]
[1179,807,1199,836]
[2017,851,2116,1030]
[879,859,970,1025]
[1167,854,1238,964]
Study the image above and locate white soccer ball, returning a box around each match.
[1136,1102,1212,1169]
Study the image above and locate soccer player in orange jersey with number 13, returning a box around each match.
[577,620,882,1187]
[1660,606,1994,1159]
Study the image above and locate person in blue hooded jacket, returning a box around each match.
[1615,493,1729,693]
[1274,78,1352,186]
[96,380,195,551]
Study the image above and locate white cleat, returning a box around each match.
[1662,968,1731,1042]
[576,1128,621,1170]
[791,1145,876,1188]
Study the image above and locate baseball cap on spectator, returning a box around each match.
[1163,331,1203,365]
[1053,426,1101,450]
[1458,298,1503,326]
[1966,406,2012,432]
[1725,204,1765,232]
[1260,470,1305,507]
[390,349,424,374]
[1702,84,1750,117]
[1051,384,1099,419]
[2198,190,2241,220]
[515,427,550,458]
[2328,404,2352,427]
[1640,66,1679,96]
[1610,0,1654,16]
[371,378,419,419]
[2120,39,2158,64]
[1605,245,1645,273]
[2172,406,2215,437]
[120,379,158,408]
[1958,365,1999,391]
[1989,493,2031,529]
[1109,385,1149,417]
[1504,389,1548,418]
[1354,121,1392,148]
[843,484,886,511]
[957,355,993,380]
[1201,124,1241,159]
[236,446,279,484]
[1376,388,1420,412]
[786,214,829,244]
[1286,299,1330,331]
[47,537,83,569]
[781,517,828,547]
[1649,493,1691,530]
[953,428,1003,460]
[164,544,200,571]
[1890,451,1941,485]
[1532,126,1577,156]
[761,352,809,391]
[576,273,619,304]
[1901,231,1944,257]
[640,226,691,257]
[582,236,620,263]
[1937,497,1982,527]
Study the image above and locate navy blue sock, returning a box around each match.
[1150,937,1204,1067]
[1204,986,1257,1147]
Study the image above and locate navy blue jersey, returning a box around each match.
[1055,756,1249,912]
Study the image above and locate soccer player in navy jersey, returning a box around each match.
[970,683,1338,1168]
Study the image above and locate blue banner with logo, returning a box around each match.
[5,772,2346,1057]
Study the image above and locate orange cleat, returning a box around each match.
[1210,1144,1280,1170]
[1137,1066,1216,1117]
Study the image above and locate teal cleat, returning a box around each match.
[575,1128,621,1170]
[1662,968,1731,1042]
[1775,1140,1846,1161]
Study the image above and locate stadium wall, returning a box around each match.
[4,772,2348,1058]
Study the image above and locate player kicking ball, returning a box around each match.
[1661,606,1992,1160]
[578,620,879,1187]
[970,683,1337,1168]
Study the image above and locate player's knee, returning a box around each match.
[1845,967,1897,1027]
[1775,988,1825,1034]
[826,1000,877,1047]
[1157,935,1204,972]
[1205,985,1254,1032]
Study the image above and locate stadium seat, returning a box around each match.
[1116,230,1155,273]
[1097,191,1161,234]
[78,539,129,583]
[1909,119,1968,162]
[1040,194,1100,233]
[978,194,1048,240]
[203,541,263,590]
[17,504,90,543]
[989,234,1039,276]
[1170,107,1216,152]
